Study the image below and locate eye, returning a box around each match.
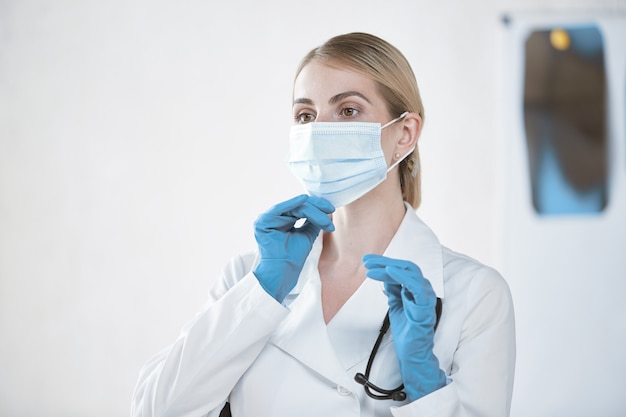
[340,107,359,118]
[295,112,316,124]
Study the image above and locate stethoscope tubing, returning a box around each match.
[354,298,442,401]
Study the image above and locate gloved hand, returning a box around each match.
[362,254,446,402]
[253,195,335,303]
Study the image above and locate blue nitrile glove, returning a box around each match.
[253,195,335,303]
[362,254,446,402]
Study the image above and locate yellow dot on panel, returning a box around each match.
[550,28,571,51]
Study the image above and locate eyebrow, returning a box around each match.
[292,91,372,107]
[329,91,372,105]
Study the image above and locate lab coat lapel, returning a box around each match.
[325,277,389,371]
[384,203,445,298]
[270,238,353,388]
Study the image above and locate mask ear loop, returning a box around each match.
[386,149,413,173]
[381,111,409,129]
[382,111,412,173]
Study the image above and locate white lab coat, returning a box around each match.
[131,204,516,417]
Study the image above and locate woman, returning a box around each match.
[131,32,515,417]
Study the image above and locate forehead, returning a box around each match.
[293,61,381,102]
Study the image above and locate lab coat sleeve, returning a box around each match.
[130,253,289,417]
[390,265,516,417]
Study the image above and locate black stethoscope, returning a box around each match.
[354,297,443,401]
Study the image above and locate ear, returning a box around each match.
[395,112,422,154]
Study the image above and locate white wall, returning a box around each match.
[0,1,624,416]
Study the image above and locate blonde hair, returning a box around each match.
[295,32,425,209]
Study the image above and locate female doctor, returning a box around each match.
[131,32,516,417]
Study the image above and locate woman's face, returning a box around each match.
[292,60,401,162]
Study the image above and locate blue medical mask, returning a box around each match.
[288,112,411,208]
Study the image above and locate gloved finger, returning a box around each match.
[363,265,394,283]
[293,201,335,232]
[363,254,417,272]
[364,265,407,313]
[267,195,334,231]
[364,254,427,295]
[257,195,333,232]
[363,255,412,286]
[255,211,301,233]
[365,255,435,311]
[380,273,433,323]
[386,265,435,307]
[304,196,335,214]
[400,287,436,326]
[363,254,401,285]
[384,281,404,311]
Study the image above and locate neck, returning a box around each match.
[322,190,407,261]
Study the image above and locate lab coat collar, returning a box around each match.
[383,202,445,299]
